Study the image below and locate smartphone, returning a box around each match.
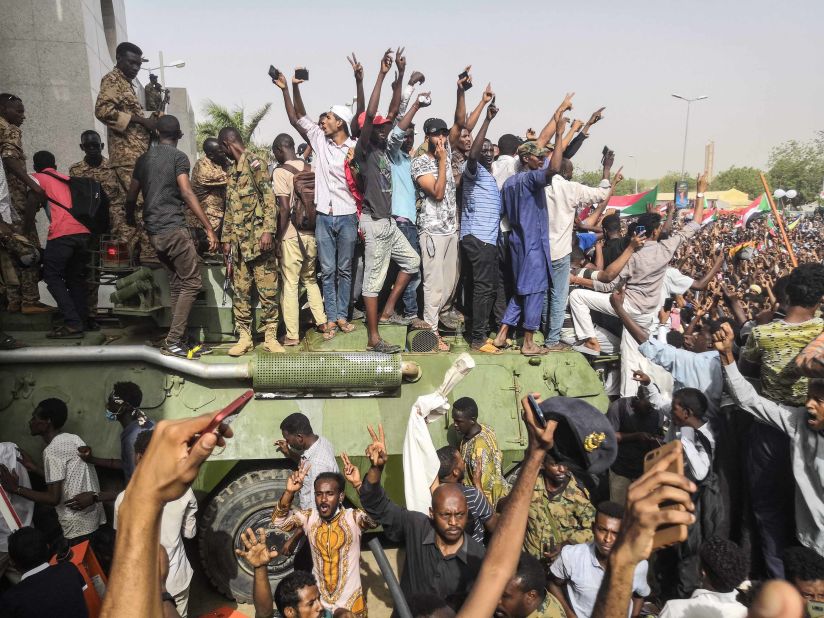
[189,390,254,446]
[670,308,681,331]
[458,70,472,91]
[417,94,431,106]
[601,145,610,165]
[491,95,496,107]
[635,225,646,237]
[295,68,309,81]
[526,394,546,428]
[643,441,688,550]
[663,297,674,312]
[268,65,280,82]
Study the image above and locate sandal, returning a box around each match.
[317,323,337,341]
[522,346,550,357]
[336,320,355,333]
[473,341,502,355]
[487,337,512,350]
[366,339,401,354]
[436,335,450,352]
[0,333,25,349]
[46,326,84,339]
[380,313,412,326]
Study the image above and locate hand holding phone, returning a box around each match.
[268,65,280,82]
[526,394,546,428]
[458,68,473,91]
[635,225,647,237]
[188,390,254,446]
[294,68,309,81]
[642,441,689,550]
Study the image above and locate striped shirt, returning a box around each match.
[460,485,493,545]
[461,163,501,246]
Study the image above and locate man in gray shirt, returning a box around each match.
[715,322,824,557]
[126,115,217,358]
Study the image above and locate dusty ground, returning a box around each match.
[189,547,404,618]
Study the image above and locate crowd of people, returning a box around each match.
[2,39,824,618]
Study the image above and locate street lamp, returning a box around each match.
[141,51,186,85]
[671,93,708,178]
[627,154,638,193]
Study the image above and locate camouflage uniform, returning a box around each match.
[222,151,279,335]
[0,115,40,308]
[69,156,130,314]
[523,475,595,561]
[144,83,164,112]
[94,67,152,261]
[190,156,227,235]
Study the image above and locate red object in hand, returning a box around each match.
[188,390,254,447]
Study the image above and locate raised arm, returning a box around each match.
[689,250,724,290]
[465,100,497,175]
[449,65,471,148]
[358,48,393,150]
[560,119,583,152]
[291,71,307,118]
[692,172,708,225]
[464,83,494,133]
[385,48,406,122]
[235,528,279,618]
[396,92,430,133]
[272,71,308,143]
[593,233,644,282]
[536,92,574,149]
[347,53,365,135]
[544,114,567,182]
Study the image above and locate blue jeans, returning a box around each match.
[395,218,420,317]
[315,212,358,321]
[541,253,570,345]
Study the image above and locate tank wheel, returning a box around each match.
[198,468,295,603]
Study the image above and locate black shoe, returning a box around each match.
[85,318,101,331]
[161,340,200,359]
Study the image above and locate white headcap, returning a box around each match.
[329,104,354,126]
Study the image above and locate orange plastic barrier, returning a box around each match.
[49,540,107,618]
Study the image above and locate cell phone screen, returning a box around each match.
[268,65,280,81]
[527,394,546,428]
[295,68,309,81]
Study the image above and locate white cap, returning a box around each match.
[329,104,354,126]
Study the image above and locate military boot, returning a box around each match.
[228,326,254,357]
[261,327,285,353]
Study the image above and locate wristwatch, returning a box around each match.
[696,192,705,198]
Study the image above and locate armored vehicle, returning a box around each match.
[0,258,607,602]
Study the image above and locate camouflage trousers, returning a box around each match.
[4,186,41,307]
[113,165,156,264]
[232,250,280,334]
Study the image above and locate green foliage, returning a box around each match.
[195,100,272,161]
[709,166,764,198]
[767,131,824,204]
[657,171,696,193]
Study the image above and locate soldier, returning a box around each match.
[217,126,283,355]
[94,41,156,263]
[0,93,49,313]
[190,138,228,238]
[520,452,595,569]
[144,74,164,113]
[69,130,129,327]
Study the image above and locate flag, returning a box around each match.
[735,193,770,228]
[767,217,778,237]
[701,209,717,226]
[608,186,659,216]
[787,215,803,231]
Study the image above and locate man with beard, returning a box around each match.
[271,461,375,617]
[94,42,156,262]
[354,49,420,353]
[549,501,650,618]
[358,424,485,610]
[435,445,497,545]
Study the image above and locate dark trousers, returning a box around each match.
[462,235,498,345]
[494,230,512,324]
[43,234,90,330]
[149,227,202,344]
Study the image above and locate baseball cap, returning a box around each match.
[357,112,392,129]
[423,118,448,135]
[538,396,617,475]
[329,104,354,126]
[517,141,549,157]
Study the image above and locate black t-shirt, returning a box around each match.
[602,235,630,267]
[607,398,663,479]
[133,143,190,235]
[354,142,393,219]
[0,562,89,618]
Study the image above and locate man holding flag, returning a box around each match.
[569,172,709,396]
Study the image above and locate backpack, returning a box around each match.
[280,163,316,231]
[41,171,110,235]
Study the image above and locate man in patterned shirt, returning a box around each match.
[740,262,824,406]
[94,41,157,262]
[271,460,374,617]
[189,138,228,237]
[451,397,510,508]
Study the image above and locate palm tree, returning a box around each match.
[195,100,272,160]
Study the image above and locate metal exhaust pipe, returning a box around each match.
[0,345,250,381]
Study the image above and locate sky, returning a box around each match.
[126,0,824,180]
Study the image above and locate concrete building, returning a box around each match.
[0,0,196,174]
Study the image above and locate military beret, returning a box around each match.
[538,396,617,475]
[517,141,549,158]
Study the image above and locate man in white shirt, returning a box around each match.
[114,429,197,616]
[543,154,618,349]
[0,399,105,547]
[276,72,359,334]
[659,537,748,618]
[549,501,650,617]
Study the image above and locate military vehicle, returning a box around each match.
[0,256,607,603]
